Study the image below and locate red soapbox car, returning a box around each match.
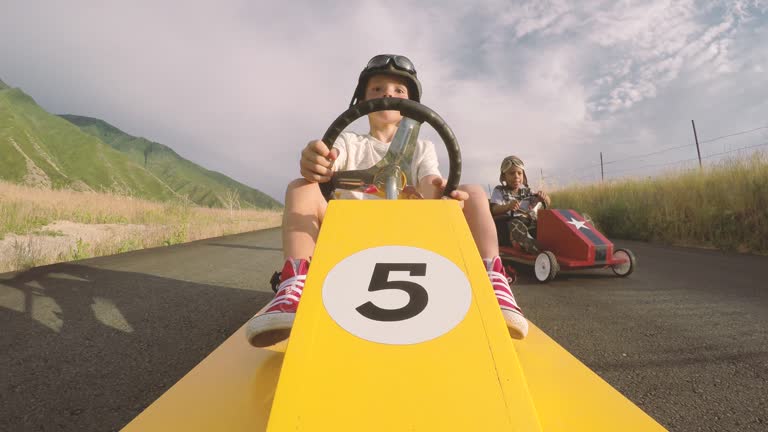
[495,197,636,283]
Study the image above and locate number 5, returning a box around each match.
[356,263,428,322]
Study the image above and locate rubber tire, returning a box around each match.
[534,251,559,283]
[611,248,636,277]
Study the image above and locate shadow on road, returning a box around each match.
[206,242,283,252]
[512,267,619,284]
[0,263,273,432]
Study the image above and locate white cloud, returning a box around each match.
[0,0,766,198]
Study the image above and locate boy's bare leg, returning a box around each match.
[459,184,499,259]
[282,182,497,259]
[282,179,327,260]
[460,184,527,338]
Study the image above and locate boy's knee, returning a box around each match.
[458,184,486,200]
[284,179,326,206]
[286,178,313,191]
[285,179,326,198]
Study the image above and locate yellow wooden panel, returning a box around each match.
[121,325,282,432]
[122,323,665,431]
[515,323,666,431]
[266,200,542,431]
[123,200,666,432]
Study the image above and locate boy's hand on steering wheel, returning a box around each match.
[535,190,550,206]
[431,177,468,209]
[300,140,339,183]
[400,185,424,199]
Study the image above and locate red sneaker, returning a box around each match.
[246,258,309,348]
[484,256,528,339]
[504,264,518,286]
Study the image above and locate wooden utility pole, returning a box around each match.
[691,120,702,169]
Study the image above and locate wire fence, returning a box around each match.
[542,123,768,188]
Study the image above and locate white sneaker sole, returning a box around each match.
[501,308,529,339]
[246,311,295,350]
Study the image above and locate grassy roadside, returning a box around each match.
[550,153,768,254]
[0,181,283,272]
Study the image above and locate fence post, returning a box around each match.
[691,120,702,169]
[600,152,605,182]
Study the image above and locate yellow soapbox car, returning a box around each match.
[123,98,665,431]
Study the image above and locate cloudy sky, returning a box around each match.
[1,0,767,201]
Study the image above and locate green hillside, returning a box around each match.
[60,114,281,209]
[0,85,178,201]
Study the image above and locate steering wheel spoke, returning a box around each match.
[319,98,461,201]
[331,169,376,189]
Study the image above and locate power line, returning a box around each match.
[602,124,767,165]
[554,141,692,177]
[604,156,699,176]
[602,143,691,165]
[556,160,603,175]
[700,141,768,161]
[545,124,768,182]
[604,141,768,176]
[699,126,768,144]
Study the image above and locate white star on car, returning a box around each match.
[567,218,589,230]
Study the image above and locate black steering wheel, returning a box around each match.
[318,98,461,201]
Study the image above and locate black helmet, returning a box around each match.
[499,155,529,186]
[349,54,422,108]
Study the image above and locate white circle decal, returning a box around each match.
[322,246,472,345]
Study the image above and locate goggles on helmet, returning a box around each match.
[364,54,418,76]
[501,156,525,173]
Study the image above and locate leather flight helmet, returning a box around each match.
[349,54,422,108]
[500,155,529,187]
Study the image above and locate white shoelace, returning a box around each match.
[488,269,518,306]
[266,274,306,308]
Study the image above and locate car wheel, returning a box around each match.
[534,251,558,283]
[611,248,636,277]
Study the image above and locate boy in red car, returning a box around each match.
[490,155,550,253]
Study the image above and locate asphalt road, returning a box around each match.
[1,228,766,431]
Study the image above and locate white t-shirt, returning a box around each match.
[332,131,441,183]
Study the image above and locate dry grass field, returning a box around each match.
[551,152,768,254]
[0,181,282,273]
